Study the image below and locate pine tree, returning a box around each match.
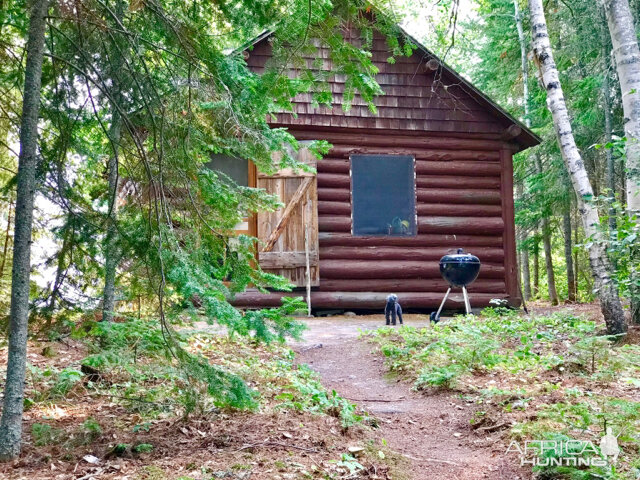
[0,0,50,461]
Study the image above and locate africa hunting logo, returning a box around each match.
[506,429,621,467]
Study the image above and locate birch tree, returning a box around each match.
[528,0,626,334]
[603,0,640,324]
[0,0,50,461]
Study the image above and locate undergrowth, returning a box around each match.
[24,317,364,437]
[15,316,379,479]
[366,308,640,479]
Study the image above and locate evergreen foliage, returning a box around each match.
[0,0,415,457]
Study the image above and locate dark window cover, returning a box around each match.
[351,155,416,236]
[206,154,248,187]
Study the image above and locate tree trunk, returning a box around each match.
[47,226,71,314]
[573,203,580,297]
[603,0,640,325]
[601,20,617,234]
[0,0,50,461]
[102,0,126,323]
[516,180,531,300]
[102,109,122,323]
[513,0,530,127]
[541,216,559,305]
[563,200,576,302]
[522,241,532,300]
[0,200,13,280]
[533,227,539,298]
[513,0,532,302]
[535,155,559,305]
[529,0,626,334]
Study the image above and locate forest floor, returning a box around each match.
[321,302,640,480]
[290,302,608,480]
[2,302,639,480]
[292,314,529,480]
[0,317,408,480]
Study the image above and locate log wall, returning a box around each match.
[232,25,530,311]
[233,128,521,310]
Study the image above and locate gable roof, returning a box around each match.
[242,26,540,152]
[398,28,540,150]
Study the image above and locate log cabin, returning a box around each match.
[215,24,540,312]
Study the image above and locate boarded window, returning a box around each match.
[351,155,416,236]
[206,154,248,186]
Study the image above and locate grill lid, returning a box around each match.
[439,248,481,288]
[440,248,480,265]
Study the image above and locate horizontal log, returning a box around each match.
[501,124,522,140]
[318,216,351,232]
[415,161,501,177]
[417,188,501,205]
[318,278,506,293]
[317,173,350,189]
[417,176,501,189]
[259,251,318,269]
[317,161,501,179]
[327,146,500,161]
[318,188,351,202]
[417,204,503,217]
[319,260,504,279]
[425,58,440,71]
[318,201,503,217]
[276,114,505,135]
[318,246,505,262]
[317,159,350,174]
[291,130,506,151]
[231,291,509,309]
[318,183,501,205]
[317,201,351,216]
[420,216,504,234]
[318,232,503,247]
[316,161,500,189]
[319,216,504,234]
[317,160,504,188]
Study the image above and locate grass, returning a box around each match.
[366,307,640,479]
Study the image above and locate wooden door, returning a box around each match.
[257,148,319,287]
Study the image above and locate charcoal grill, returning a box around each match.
[430,249,481,323]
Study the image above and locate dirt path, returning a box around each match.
[290,315,527,480]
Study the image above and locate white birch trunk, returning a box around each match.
[529,0,626,334]
[603,0,640,214]
[603,0,640,324]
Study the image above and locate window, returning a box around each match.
[205,154,255,236]
[206,154,249,186]
[351,155,416,236]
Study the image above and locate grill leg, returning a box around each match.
[434,288,451,321]
[462,286,472,315]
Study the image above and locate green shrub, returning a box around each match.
[31,423,65,446]
[81,417,102,440]
[133,443,154,453]
[275,364,364,429]
[367,311,604,392]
